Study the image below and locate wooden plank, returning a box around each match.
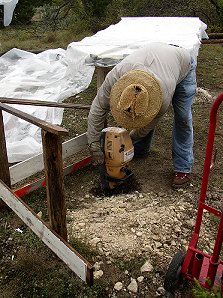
[62,133,88,159]
[14,156,92,197]
[208,33,223,39]
[42,130,67,240]
[0,97,91,110]
[0,180,93,285]
[10,133,88,185]
[0,109,11,209]
[201,39,223,44]
[0,103,68,136]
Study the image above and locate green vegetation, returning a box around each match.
[197,44,223,93]
[193,279,222,298]
[12,0,52,25]
[1,1,223,53]
[7,0,223,32]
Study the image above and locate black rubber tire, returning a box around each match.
[164,251,185,294]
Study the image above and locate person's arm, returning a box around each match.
[87,74,113,146]
[87,68,121,165]
[87,64,128,145]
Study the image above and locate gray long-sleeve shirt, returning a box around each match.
[87,42,191,146]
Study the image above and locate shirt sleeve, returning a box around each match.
[87,69,119,145]
[87,63,135,145]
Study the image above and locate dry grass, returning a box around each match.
[0,23,91,53]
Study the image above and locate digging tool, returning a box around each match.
[99,127,134,194]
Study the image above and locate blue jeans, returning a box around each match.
[133,129,155,157]
[172,58,197,173]
[133,58,197,173]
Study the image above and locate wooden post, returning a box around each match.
[0,5,3,27]
[42,130,67,240]
[96,66,111,90]
[0,108,11,209]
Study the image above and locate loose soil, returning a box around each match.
[1,46,223,297]
[62,89,223,297]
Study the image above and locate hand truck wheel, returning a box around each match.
[164,251,185,294]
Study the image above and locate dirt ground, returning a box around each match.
[61,88,223,297]
[1,49,223,296]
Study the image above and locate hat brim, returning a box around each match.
[110,70,163,129]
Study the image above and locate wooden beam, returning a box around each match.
[42,130,67,240]
[0,97,91,110]
[96,66,111,89]
[0,179,93,285]
[0,109,11,209]
[208,33,223,39]
[0,103,69,136]
[201,39,223,44]
[10,133,88,185]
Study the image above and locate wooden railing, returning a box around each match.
[0,102,69,238]
[0,100,94,285]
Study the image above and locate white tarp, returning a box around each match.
[67,17,208,66]
[0,0,18,26]
[0,48,94,162]
[0,17,208,163]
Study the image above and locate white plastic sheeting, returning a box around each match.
[67,17,208,65]
[0,0,18,26]
[0,48,94,162]
[0,17,208,163]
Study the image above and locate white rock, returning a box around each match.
[15,228,23,233]
[137,276,144,282]
[155,241,162,248]
[78,222,85,228]
[171,240,176,246]
[89,237,101,246]
[157,286,165,295]
[114,282,123,291]
[174,227,181,233]
[140,220,146,226]
[93,262,101,271]
[186,219,194,227]
[93,270,103,279]
[127,278,138,293]
[140,260,154,273]
[37,211,42,218]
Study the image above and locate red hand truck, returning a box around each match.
[164,92,223,295]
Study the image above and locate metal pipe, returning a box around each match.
[194,93,223,236]
[191,253,204,280]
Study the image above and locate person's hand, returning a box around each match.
[88,142,104,166]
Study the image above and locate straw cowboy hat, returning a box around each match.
[110,70,163,129]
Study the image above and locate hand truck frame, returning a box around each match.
[164,92,223,294]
